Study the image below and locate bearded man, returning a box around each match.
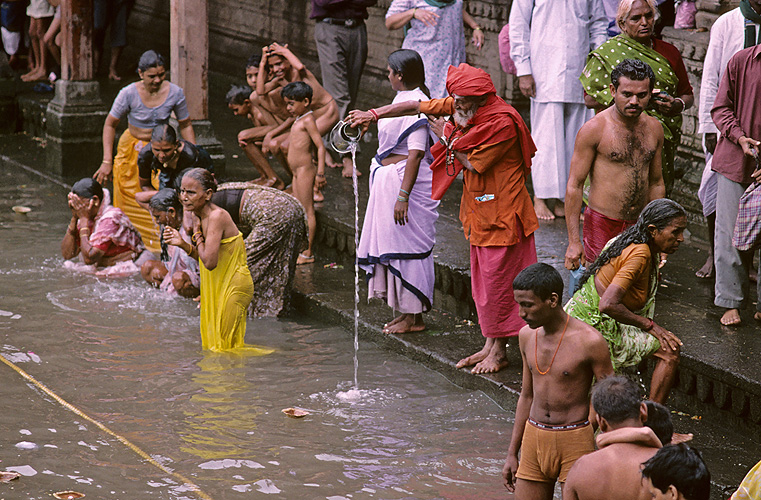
[349,63,539,374]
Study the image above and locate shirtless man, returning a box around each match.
[258,43,344,179]
[503,263,614,499]
[563,375,662,500]
[565,58,665,270]
[282,81,327,264]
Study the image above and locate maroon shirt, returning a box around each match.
[711,45,761,184]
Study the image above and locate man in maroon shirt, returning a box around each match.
[710,45,761,326]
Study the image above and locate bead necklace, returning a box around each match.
[534,314,570,375]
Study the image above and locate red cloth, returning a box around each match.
[583,207,637,264]
[445,63,497,97]
[470,229,537,338]
[652,38,694,97]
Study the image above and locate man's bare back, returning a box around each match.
[586,107,663,220]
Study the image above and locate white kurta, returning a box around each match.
[697,8,758,216]
[508,0,608,103]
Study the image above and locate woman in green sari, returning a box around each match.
[580,0,694,195]
[565,199,686,404]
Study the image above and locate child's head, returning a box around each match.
[226,85,252,116]
[245,53,262,88]
[267,51,290,79]
[644,400,674,446]
[281,81,313,116]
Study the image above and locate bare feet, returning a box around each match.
[472,339,509,374]
[327,156,341,169]
[671,432,694,444]
[720,308,741,326]
[754,312,761,322]
[695,255,714,279]
[260,176,285,190]
[21,67,47,82]
[533,197,555,220]
[342,156,361,178]
[108,69,121,81]
[383,313,425,334]
[456,338,494,369]
[552,202,565,218]
[297,252,315,265]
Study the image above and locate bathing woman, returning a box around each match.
[179,168,253,351]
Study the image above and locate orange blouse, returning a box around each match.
[596,243,653,311]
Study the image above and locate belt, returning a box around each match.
[320,17,364,28]
[528,418,590,431]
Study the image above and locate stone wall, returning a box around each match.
[126,0,713,239]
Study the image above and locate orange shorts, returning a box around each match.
[515,419,595,484]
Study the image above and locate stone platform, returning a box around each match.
[2,77,760,496]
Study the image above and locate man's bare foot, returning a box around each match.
[21,68,47,82]
[260,177,285,190]
[297,252,315,265]
[471,340,509,374]
[720,308,741,326]
[695,255,714,279]
[456,338,494,369]
[671,432,694,444]
[533,197,555,220]
[383,313,425,334]
[253,176,268,185]
[754,312,761,322]
[552,202,565,218]
[327,156,341,169]
[342,157,361,178]
[108,69,121,81]
[383,315,404,329]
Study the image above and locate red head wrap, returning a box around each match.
[445,63,496,97]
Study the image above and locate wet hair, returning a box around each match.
[137,50,166,73]
[281,81,313,102]
[246,53,262,69]
[591,375,643,424]
[183,167,217,193]
[577,199,686,293]
[644,400,674,445]
[149,188,182,214]
[641,444,711,500]
[225,85,251,106]
[512,263,564,301]
[151,123,178,144]
[611,59,656,91]
[616,0,660,30]
[71,178,104,201]
[388,49,431,98]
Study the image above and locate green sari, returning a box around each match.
[564,241,660,371]
[580,34,682,194]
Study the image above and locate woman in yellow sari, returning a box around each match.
[94,50,196,253]
[173,168,253,352]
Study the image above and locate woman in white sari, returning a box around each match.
[355,49,440,334]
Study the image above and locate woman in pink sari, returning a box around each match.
[355,49,440,333]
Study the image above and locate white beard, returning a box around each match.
[453,107,477,127]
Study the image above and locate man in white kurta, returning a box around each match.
[509,0,607,220]
[695,3,761,278]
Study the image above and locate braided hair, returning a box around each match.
[576,198,686,293]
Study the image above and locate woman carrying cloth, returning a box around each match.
[580,0,693,195]
[94,50,196,253]
[565,198,686,404]
[352,49,440,333]
[176,168,254,352]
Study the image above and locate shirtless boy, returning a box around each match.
[226,84,284,189]
[565,59,665,270]
[563,376,662,500]
[502,263,614,500]
[258,43,346,178]
[282,81,326,265]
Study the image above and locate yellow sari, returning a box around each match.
[199,233,254,352]
[113,129,160,253]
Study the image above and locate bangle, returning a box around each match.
[368,109,379,122]
[674,97,685,112]
[101,159,112,164]
[397,196,408,202]
[473,26,482,31]
[191,231,204,244]
[316,173,326,178]
[644,318,655,331]
[399,188,410,196]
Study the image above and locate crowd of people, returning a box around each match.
[48,0,761,495]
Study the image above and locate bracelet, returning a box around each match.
[316,173,326,178]
[191,231,204,244]
[78,228,90,236]
[399,188,410,196]
[473,26,482,31]
[397,196,408,202]
[368,109,379,122]
[674,97,685,113]
[644,318,655,331]
[101,159,113,164]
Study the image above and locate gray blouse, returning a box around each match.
[108,82,190,129]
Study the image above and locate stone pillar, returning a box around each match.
[46,0,106,180]
[170,0,225,176]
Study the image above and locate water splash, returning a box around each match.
[350,143,360,391]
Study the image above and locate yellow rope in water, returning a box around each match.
[0,354,213,500]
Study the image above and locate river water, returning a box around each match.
[0,168,516,499]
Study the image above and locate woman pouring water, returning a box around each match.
[349,49,440,334]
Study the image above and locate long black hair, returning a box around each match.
[388,49,430,98]
[576,198,686,292]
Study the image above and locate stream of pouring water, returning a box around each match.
[350,144,360,390]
